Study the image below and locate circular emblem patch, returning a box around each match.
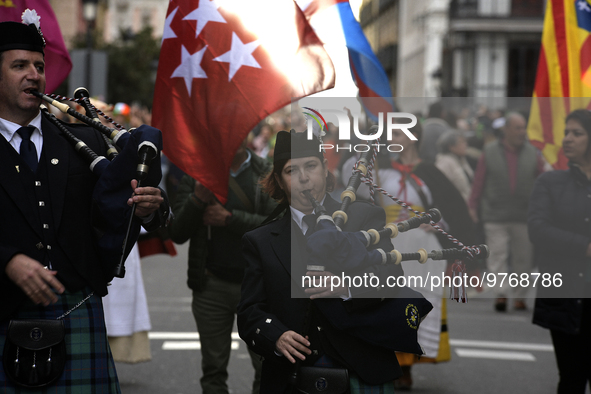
[315,377,328,391]
[405,303,419,330]
[30,327,43,341]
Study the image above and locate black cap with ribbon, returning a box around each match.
[273,129,324,165]
[0,9,46,55]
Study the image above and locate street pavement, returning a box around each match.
[111,242,587,394]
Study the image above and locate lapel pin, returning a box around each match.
[15,165,19,173]
[51,159,59,165]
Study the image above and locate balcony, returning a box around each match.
[450,0,544,19]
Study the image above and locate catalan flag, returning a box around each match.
[528,0,591,169]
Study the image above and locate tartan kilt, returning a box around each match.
[349,372,396,394]
[0,287,120,393]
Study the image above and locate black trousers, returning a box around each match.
[550,300,591,394]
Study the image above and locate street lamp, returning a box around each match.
[82,0,99,90]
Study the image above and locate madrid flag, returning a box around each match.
[528,0,591,169]
[0,0,72,93]
[152,0,335,203]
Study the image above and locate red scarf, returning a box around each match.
[391,160,424,203]
[391,161,424,189]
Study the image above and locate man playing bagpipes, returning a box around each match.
[0,10,169,392]
[237,130,434,393]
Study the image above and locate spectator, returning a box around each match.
[418,101,450,164]
[528,109,591,393]
[169,139,276,394]
[468,112,545,311]
[435,129,474,203]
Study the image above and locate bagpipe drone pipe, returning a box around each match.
[300,145,489,355]
[34,89,163,279]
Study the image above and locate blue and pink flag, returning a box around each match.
[0,0,72,93]
[297,0,396,118]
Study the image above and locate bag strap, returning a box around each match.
[228,176,254,212]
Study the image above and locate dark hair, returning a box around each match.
[261,157,336,205]
[565,109,591,154]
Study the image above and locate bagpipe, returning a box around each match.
[32,88,163,279]
[299,141,490,356]
[304,146,489,300]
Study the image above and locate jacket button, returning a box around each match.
[36,242,44,250]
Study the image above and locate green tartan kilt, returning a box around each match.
[0,287,120,393]
[349,372,396,394]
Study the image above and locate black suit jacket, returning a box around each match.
[0,114,162,321]
[237,195,405,392]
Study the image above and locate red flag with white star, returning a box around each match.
[152,0,335,203]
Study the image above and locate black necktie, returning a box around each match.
[17,126,38,173]
[303,214,317,237]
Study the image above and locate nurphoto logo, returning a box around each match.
[303,107,417,153]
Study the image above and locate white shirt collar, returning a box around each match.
[0,111,43,143]
[0,112,43,159]
[290,194,327,234]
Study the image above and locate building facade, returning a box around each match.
[360,0,544,99]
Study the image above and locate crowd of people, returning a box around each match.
[0,9,590,394]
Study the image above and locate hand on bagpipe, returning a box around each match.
[33,89,164,279]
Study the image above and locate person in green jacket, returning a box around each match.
[169,139,277,394]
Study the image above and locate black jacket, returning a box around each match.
[528,164,591,334]
[0,114,166,321]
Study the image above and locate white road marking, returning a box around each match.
[455,348,536,361]
[149,332,241,340]
[150,332,199,340]
[450,339,553,352]
[152,333,553,361]
[163,341,201,350]
[162,341,240,350]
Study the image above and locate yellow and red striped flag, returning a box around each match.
[528,0,591,169]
